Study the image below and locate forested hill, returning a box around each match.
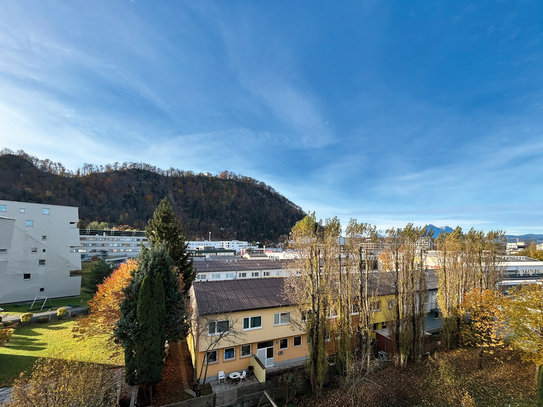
[0,152,305,242]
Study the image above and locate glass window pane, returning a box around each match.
[251,316,261,328]
[243,318,249,329]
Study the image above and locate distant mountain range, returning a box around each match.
[504,234,543,244]
[425,224,543,244]
[425,225,454,238]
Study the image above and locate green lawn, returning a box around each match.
[0,316,123,387]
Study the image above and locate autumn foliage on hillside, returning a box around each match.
[0,151,305,242]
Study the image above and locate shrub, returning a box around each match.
[21,313,33,325]
[37,316,49,324]
[57,307,67,320]
[0,328,13,345]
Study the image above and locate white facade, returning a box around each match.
[77,229,148,259]
[187,240,252,253]
[0,200,81,304]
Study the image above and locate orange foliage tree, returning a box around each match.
[73,260,136,348]
[461,288,506,369]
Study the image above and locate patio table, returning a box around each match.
[229,372,241,380]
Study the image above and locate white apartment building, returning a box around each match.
[0,200,81,304]
[77,229,148,260]
[187,240,252,253]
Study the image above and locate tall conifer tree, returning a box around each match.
[145,196,196,291]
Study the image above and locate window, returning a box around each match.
[208,320,229,336]
[31,248,37,253]
[243,316,262,330]
[434,311,440,320]
[241,344,251,357]
[42,249,46,252]
[370,301,381,312]
[40,288,44,292]
[251,271,260,277]
[19,208,25,213]
[0,249,6,253]
[25,220,33,227]
[263,271,271,277]
[206,350,217,364]
[196,274,206,281]
[274,312,291,325]
[42,236,47,241]
[387,300,395,310]
[372,323,378,331]
[23,273,31,280]
[381,321,387,329]
[0,205,5,212]
[329,308,338,318]
[224,347,235,361]
[42,208,50,215]
[239,272,247,278]
[39,260,46,266]
[226,273,235,279]
[294,336,302,347]
[211,273,221,280]
[279,338,288,349]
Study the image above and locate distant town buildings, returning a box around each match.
[0,200,81,303]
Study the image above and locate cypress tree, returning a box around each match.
[145,197,196,292]
[115,244,176,386]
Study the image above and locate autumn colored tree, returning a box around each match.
[10,358,118,407]
[461,288,506,369]
[435,228,506,348]
[380,224,430,368]
[73,260,135,347]
[503,283,543,400]
[285,213,337,396]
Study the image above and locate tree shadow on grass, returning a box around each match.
[0,354,38,387]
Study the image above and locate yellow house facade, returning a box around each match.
[188,278,308,383]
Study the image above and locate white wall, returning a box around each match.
[0,200,81,303]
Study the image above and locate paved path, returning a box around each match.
[2,306,87,324]
[0,387,12,405]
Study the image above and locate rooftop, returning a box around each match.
[192,278,292,316]
[193,259,293,273]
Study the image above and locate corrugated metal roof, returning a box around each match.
[193,278,292,316]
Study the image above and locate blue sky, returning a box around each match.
[1,1,542,235]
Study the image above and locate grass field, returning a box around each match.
[0,261,124,388]
[0,319,123,387]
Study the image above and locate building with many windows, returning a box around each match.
[0,200,81,303]
[77,229,148,260]
[188,278,307,383]
[193,259,293,281]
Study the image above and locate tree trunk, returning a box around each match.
[537,365,543,407]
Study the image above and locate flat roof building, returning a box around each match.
[0,200,81,304]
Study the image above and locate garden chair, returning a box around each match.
[218,371,226,383]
